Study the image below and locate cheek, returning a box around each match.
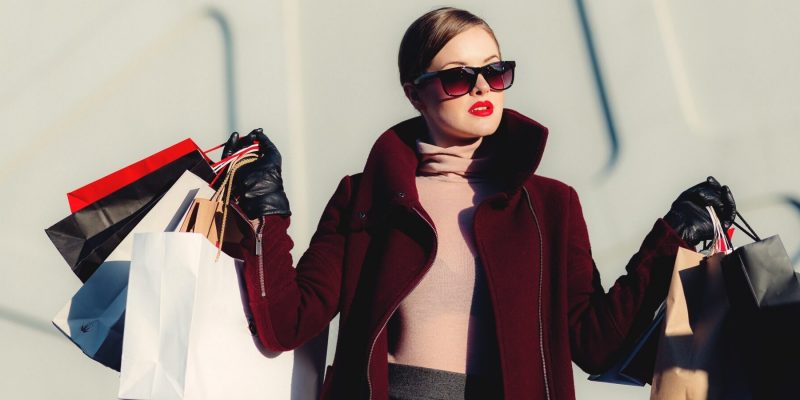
[419,83,448,104]
[438,99,467,119]
[424,98,464,129]
[418,89,458,122]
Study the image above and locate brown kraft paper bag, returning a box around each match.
[650,247,751,399]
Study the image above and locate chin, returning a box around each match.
[425,110,502,144]
[468,116,502,136]
[447,124,498,143]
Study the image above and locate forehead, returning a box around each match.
[429,26,500,70]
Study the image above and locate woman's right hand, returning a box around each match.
[222,128,291,219]
[663,176,736,247]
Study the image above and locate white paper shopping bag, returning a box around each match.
[52,170,214,371]
[119,232,309,400]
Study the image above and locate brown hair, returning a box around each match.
[398,7,500,85]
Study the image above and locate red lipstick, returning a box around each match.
[468,101,494,117]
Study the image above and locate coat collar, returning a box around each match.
[360,108,549,209]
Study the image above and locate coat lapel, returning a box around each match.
[351,108,551,346]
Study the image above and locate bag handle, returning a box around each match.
[706,206,731,254]
[209,152,258,260]
[210,144,260,172]
[700,209,761,251]
[203,141,260,176]
[732,211,761,242]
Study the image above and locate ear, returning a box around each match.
[403,83,425,111]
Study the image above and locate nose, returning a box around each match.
[471,73,491,96]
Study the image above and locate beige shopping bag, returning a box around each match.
[650,208,751,399]
[179,153,257,256]
[179,197,224,245]
[651,248,716,398]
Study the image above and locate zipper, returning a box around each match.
[230,206,267,298]
[256,222,266,297]
[521,186,552,400]
[366,206,438,400]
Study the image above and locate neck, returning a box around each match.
[424,131,483,158]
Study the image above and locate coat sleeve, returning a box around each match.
[565,186,686,374]
[240,175,354,352]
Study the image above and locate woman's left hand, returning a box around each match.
[663,176,736,247]
[221,128,291,219]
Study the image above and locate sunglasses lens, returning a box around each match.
[484,62,514,90]
[422,61,515,96]
[439,68,475,96]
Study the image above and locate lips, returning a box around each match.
[468,101,494,117]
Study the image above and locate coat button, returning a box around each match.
[397,192,406,198]
[358,211,367,219]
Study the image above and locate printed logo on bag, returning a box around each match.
[80,321,98,334]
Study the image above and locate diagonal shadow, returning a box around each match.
[0,304,59,337]
[574,0,620,178]
[206,7,238,135]
[5,7,240,340]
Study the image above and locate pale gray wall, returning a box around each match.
[2,0,798,398]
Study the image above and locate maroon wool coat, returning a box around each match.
[228,109,685,399]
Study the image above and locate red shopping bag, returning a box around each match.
[67,138,211,212]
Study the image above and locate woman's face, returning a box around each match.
[405,26,504,147]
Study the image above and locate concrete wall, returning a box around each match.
[2,1,798,398]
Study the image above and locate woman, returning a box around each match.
[222,7,735,400]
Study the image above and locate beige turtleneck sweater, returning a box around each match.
[387,137,501,375]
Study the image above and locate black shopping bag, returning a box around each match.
[721,227,800,399]
[588,303,665,386]
[45,150,214,281]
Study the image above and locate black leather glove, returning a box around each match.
[663,176,736,247]
[221,128,291,219]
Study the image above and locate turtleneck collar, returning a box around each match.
[415,138,494,182]
[357,108,549,208]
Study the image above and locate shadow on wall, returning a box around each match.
[0,5,240,338]
[571,0,800,268]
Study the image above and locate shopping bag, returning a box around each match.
[588,303,665,386]
[180,152,258,252]
[51,259,128,370]
[723,235,800,309]
[67,138,209,213]
[721,216,800,398]
[51,170,214,370]
[119,232,303,399]
[179,198,225,248]
[651,207,751,400]
[45,149,215,281]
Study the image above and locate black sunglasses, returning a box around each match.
[412,60,516,97]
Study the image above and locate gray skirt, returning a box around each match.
[387,363,501,400]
